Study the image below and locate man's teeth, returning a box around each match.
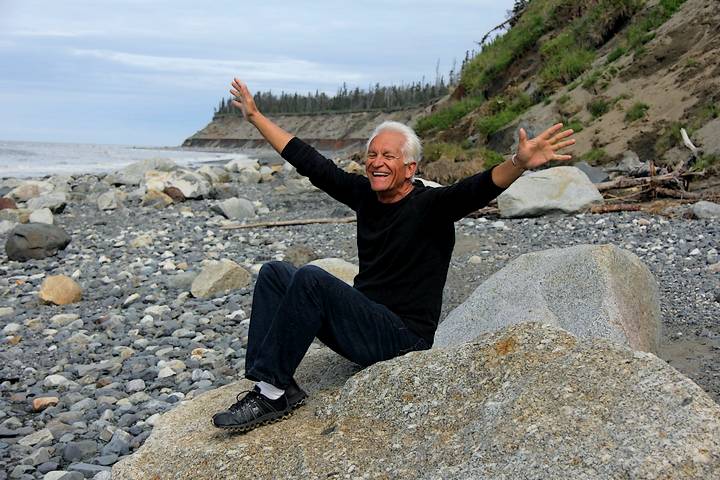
[372,172,389,177]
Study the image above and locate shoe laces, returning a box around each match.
[228,389,260,413]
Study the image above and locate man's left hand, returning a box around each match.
[515,123,576,170]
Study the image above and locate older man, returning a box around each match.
[212,78,575,432]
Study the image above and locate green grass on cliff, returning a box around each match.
[415,0,690,165]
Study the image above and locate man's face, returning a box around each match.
[365,130,417,201]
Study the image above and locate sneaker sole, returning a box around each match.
[214,397,306,433]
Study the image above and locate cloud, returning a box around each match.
[70,49,367,86]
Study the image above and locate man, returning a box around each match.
[212,78,575,432]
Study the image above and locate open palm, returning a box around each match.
[516,123,576,170]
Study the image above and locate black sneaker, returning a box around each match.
[212,381,307,433]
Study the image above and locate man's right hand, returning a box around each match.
[230,78,260,122]
[229,77,293,153]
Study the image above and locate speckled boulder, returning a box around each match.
[435,244,660,353]
[112,323,720,479]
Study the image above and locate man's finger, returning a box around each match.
[229,88,241,98]
[551,128,575,142]
[540,123,564,140]
[553,139,576,150]
[519,127,527,143]
[554,154,573,161]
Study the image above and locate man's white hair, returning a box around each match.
[366,121,422,165]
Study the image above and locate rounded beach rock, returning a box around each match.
[307,258,359,285]
[5,223,71,261]
[497,166,604,217]
[190,259,251,298]
[39,275,83,305]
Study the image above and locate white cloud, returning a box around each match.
[70,49,367,85]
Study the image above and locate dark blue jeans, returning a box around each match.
[244,261,429,389]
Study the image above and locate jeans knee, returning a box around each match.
[292,265,326,287]
[258,261,291,280]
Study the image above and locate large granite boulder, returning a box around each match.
[106,158,177,186]
[497,166,603,217]
[435,244,660,352]
[113,323,720,479]
[5,224,71,261]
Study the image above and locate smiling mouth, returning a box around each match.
[371,172,390,177]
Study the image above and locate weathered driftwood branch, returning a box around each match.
[652,187,702,200]
[590,203,643,213]
[220,216,356,230]
[596,171,704,192]
[681,128,702,159]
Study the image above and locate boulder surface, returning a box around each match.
[5,224,71,261]
[435,244,660,352]
[497,166,603,217]
[113,323,720,479]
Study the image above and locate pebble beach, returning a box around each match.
[1,160,719,479]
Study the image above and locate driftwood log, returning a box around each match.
[220,216,357,230]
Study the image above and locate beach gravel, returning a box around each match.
[0,169,718,477]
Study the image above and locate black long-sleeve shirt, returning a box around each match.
[281,137,506,344]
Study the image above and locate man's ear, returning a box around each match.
[405,162,417,179]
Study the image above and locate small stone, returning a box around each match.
[51,313,80,327]
[129,234,153,249]
[125,379,146,393]
[157,367,176,379]
[32,397,60,412]
[190,259,251,298]
[2,323,21,335]
[122,293,140,307]
[29,208,54,224]
[44,374,75,389]
[39,275,82,305]
[102,429,132,455]
[18,428,53,447]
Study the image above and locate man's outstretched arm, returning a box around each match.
[230,78,293,153]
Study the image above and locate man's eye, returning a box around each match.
[385,155,398,161]
[367,153,377,158]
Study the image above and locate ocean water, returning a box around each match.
[0,140,259,179]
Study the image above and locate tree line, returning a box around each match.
[215,77,455,117]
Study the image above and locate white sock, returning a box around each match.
[257,381,285,400]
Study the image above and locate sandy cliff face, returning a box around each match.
[183,106,430,149]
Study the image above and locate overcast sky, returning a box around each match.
[0,0,514,146]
